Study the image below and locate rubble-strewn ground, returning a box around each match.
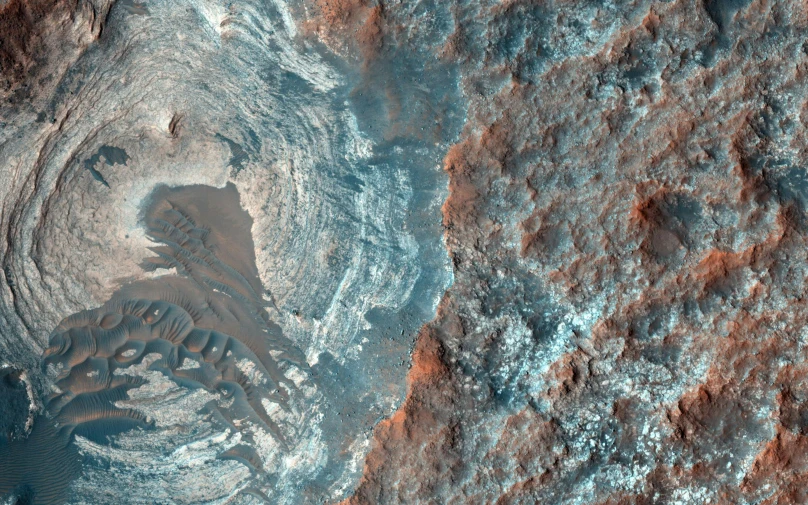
[3,0,808,502]
[313,0,808,504]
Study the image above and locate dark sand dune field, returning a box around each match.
[4,0,808,503]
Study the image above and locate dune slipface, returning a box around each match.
[2,184,317,503]
[0,0,456,499]
[6,0,807,502]
[35,185,316,500]
[44,183,309,449]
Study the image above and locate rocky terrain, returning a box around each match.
[3,0,808,503]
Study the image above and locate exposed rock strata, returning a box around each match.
[3,0,808,502]
[0,0,452,501]
[321,0,808,503]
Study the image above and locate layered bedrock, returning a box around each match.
[2,183,318,504]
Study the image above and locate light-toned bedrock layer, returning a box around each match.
[0,0,454,367]
[47,183,310,449]
[44,275,313,503]
[3,183,320,504]
[0,0,459,501]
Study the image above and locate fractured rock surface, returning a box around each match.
[3,0,808,503]
[331,1,808,504]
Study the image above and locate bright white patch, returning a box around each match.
[236,358,265,385]
[178,358,200,370]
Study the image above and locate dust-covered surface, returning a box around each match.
[3,0,808,502]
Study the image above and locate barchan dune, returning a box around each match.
[0,0,454,498]
[5,0,806,502]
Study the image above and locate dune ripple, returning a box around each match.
[0,0,459,500]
